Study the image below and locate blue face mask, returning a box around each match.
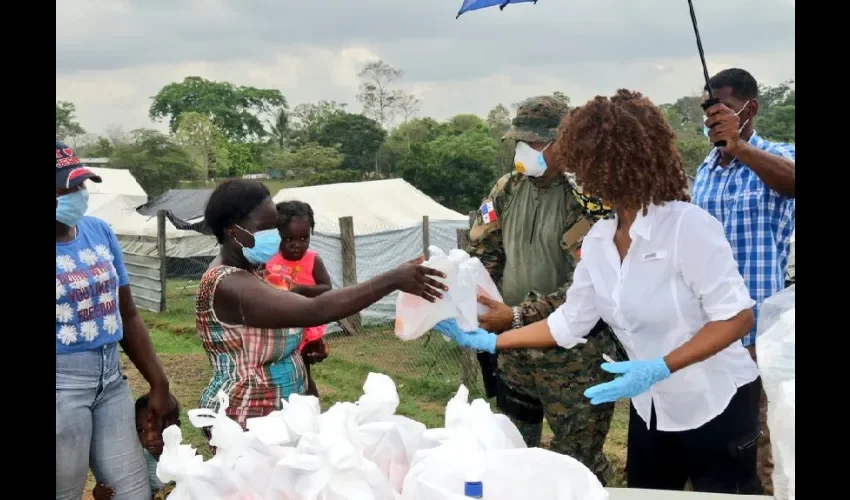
[235,225,281,265]
[56,189,89,226]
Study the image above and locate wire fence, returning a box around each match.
[143,214,485,397]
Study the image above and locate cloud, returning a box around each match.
[56,0,795,135]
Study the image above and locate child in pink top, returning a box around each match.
[265,201,332,398]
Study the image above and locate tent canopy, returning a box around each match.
[273,179,468,235]
[137,189,214,224]
[86,167,147,204]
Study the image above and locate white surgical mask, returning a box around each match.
[514,142,549,177]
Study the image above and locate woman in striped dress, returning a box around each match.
[196,180,446,433]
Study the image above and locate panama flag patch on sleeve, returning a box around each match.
[480,200,498,224]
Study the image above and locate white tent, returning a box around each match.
[86,166,148,205]
[273,179,470,329]
[274,178,468,234]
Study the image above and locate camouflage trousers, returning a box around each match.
[496,325,622,486]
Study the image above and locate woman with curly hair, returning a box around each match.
[437,90,763,494]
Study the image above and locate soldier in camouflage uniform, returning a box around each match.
[469,96,622,485]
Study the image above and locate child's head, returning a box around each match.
[136,393,180,457]
[276,200,315,261]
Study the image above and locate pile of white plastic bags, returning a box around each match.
[159,373,609,499]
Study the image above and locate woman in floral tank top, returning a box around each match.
[196,180,447,433]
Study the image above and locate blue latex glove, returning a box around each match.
[583,357,672,405]
[434,319,497,354]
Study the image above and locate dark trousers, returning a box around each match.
[626,379,764,495]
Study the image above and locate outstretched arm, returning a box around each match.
[215,259,446,329]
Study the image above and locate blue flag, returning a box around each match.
[456,0,538,19]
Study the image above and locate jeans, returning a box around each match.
[56,343,151,500]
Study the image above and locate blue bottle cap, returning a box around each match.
[464,480,483,498]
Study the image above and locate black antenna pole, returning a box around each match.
[687,0,726,147]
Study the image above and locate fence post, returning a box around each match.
[422,215,430,260]
[156,210,167,312]
[339,216,362,336]
[456,226,479,392]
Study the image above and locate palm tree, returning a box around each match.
[267,108,291,149]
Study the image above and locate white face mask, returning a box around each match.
[514,141,549,177]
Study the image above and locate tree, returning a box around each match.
[104,125,130,147]
[380,117,445,176]
[110,130,197,197]
[356,60,409,128]
[302,169,362,187]
[486,104,514,173]
[174,112,231,180]
[266,108,291,149]
[149,77,286,142]
[660,95,705,136]
[486,104,511,139]
[227,143,264,177]
[56,101,85,140]
[676,134,712,177]
[660,94,712,176]
[757,80,795,143]
[289,100,348,146]
[399,130,500,213]
[314,112,387,175]
[446,114,488,136]
[397,93,422,124]
[264,143,351,186]
[267,144,344,175]
[76,136,114,158]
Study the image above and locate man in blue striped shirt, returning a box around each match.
[693,68,795,496]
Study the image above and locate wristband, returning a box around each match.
[511,306,523,330]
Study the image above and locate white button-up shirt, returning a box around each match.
[547,201,758,432]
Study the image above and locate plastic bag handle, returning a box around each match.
[187,409,218,428]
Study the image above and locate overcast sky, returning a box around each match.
[56,0,795,136]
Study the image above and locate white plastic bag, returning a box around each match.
[315,374,426,493]
[158,425,260,500]
[756,285,796,401]
[279,393,323,443]
[268,432,397,500]
[354,372,401,423]
[401,447,609,500]
[416,385,526,458]
[394,247,503,341]
[244,411,292,447]
[186,392,276,496]
[770,379,796,500]
[755,285,795,500]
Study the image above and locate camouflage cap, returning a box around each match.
[502,95,570,143]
